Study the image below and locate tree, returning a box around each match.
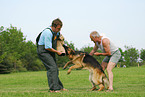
[21,41,45,71]
[124,46,139,67]
[0,25,26,72]
[140,49,145,61]
[0,64,11,74]
[64,41,76,50]
[0,25,45,73]
[0,26,6,63]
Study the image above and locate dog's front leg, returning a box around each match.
[63,61,72,70]
[63,55,80,70]
[67,64,82,74]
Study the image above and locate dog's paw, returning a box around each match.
[67,71,71,74]
[67,72,71,74]
[90,87,96,91]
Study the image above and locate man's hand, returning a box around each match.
[46,48,63,55]
[89,52,94,56]
[57,51,62,56]
[94,52,111,56]
[94,52,101,56]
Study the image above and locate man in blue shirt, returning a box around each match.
[37,18,67,93]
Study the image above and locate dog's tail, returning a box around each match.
[103,74,109,89]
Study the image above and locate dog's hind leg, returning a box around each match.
[92,70,105,91]
[97,84,105,91]
[93,79,105,91]
[89,71,96,91]
[103,76,109,89]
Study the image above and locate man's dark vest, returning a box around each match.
[36,28,60,60]
[36,28,60,49]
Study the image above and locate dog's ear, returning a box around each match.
[63,44,69,49]
[72,50,75,54]
[63,44,69,55]
[70,49,75,55]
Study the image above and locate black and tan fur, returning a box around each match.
[63,45,109,91]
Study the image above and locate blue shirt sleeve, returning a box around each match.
[38,29,53,49]
[44,30,53,49]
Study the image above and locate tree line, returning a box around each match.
[0,25,145,74]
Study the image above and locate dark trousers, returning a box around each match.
[37,45,63,90]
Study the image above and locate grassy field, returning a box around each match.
[0,66,145,97]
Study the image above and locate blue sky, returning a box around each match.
[0,0,145,51]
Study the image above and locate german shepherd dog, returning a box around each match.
[63,45,109,91]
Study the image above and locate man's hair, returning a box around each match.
[52,18,63,28]
[90,31,100,38]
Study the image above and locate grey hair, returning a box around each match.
[90,31,100,38]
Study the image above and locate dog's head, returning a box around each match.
[63,44,76,58]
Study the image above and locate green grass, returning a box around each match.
[0,66,145,97]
